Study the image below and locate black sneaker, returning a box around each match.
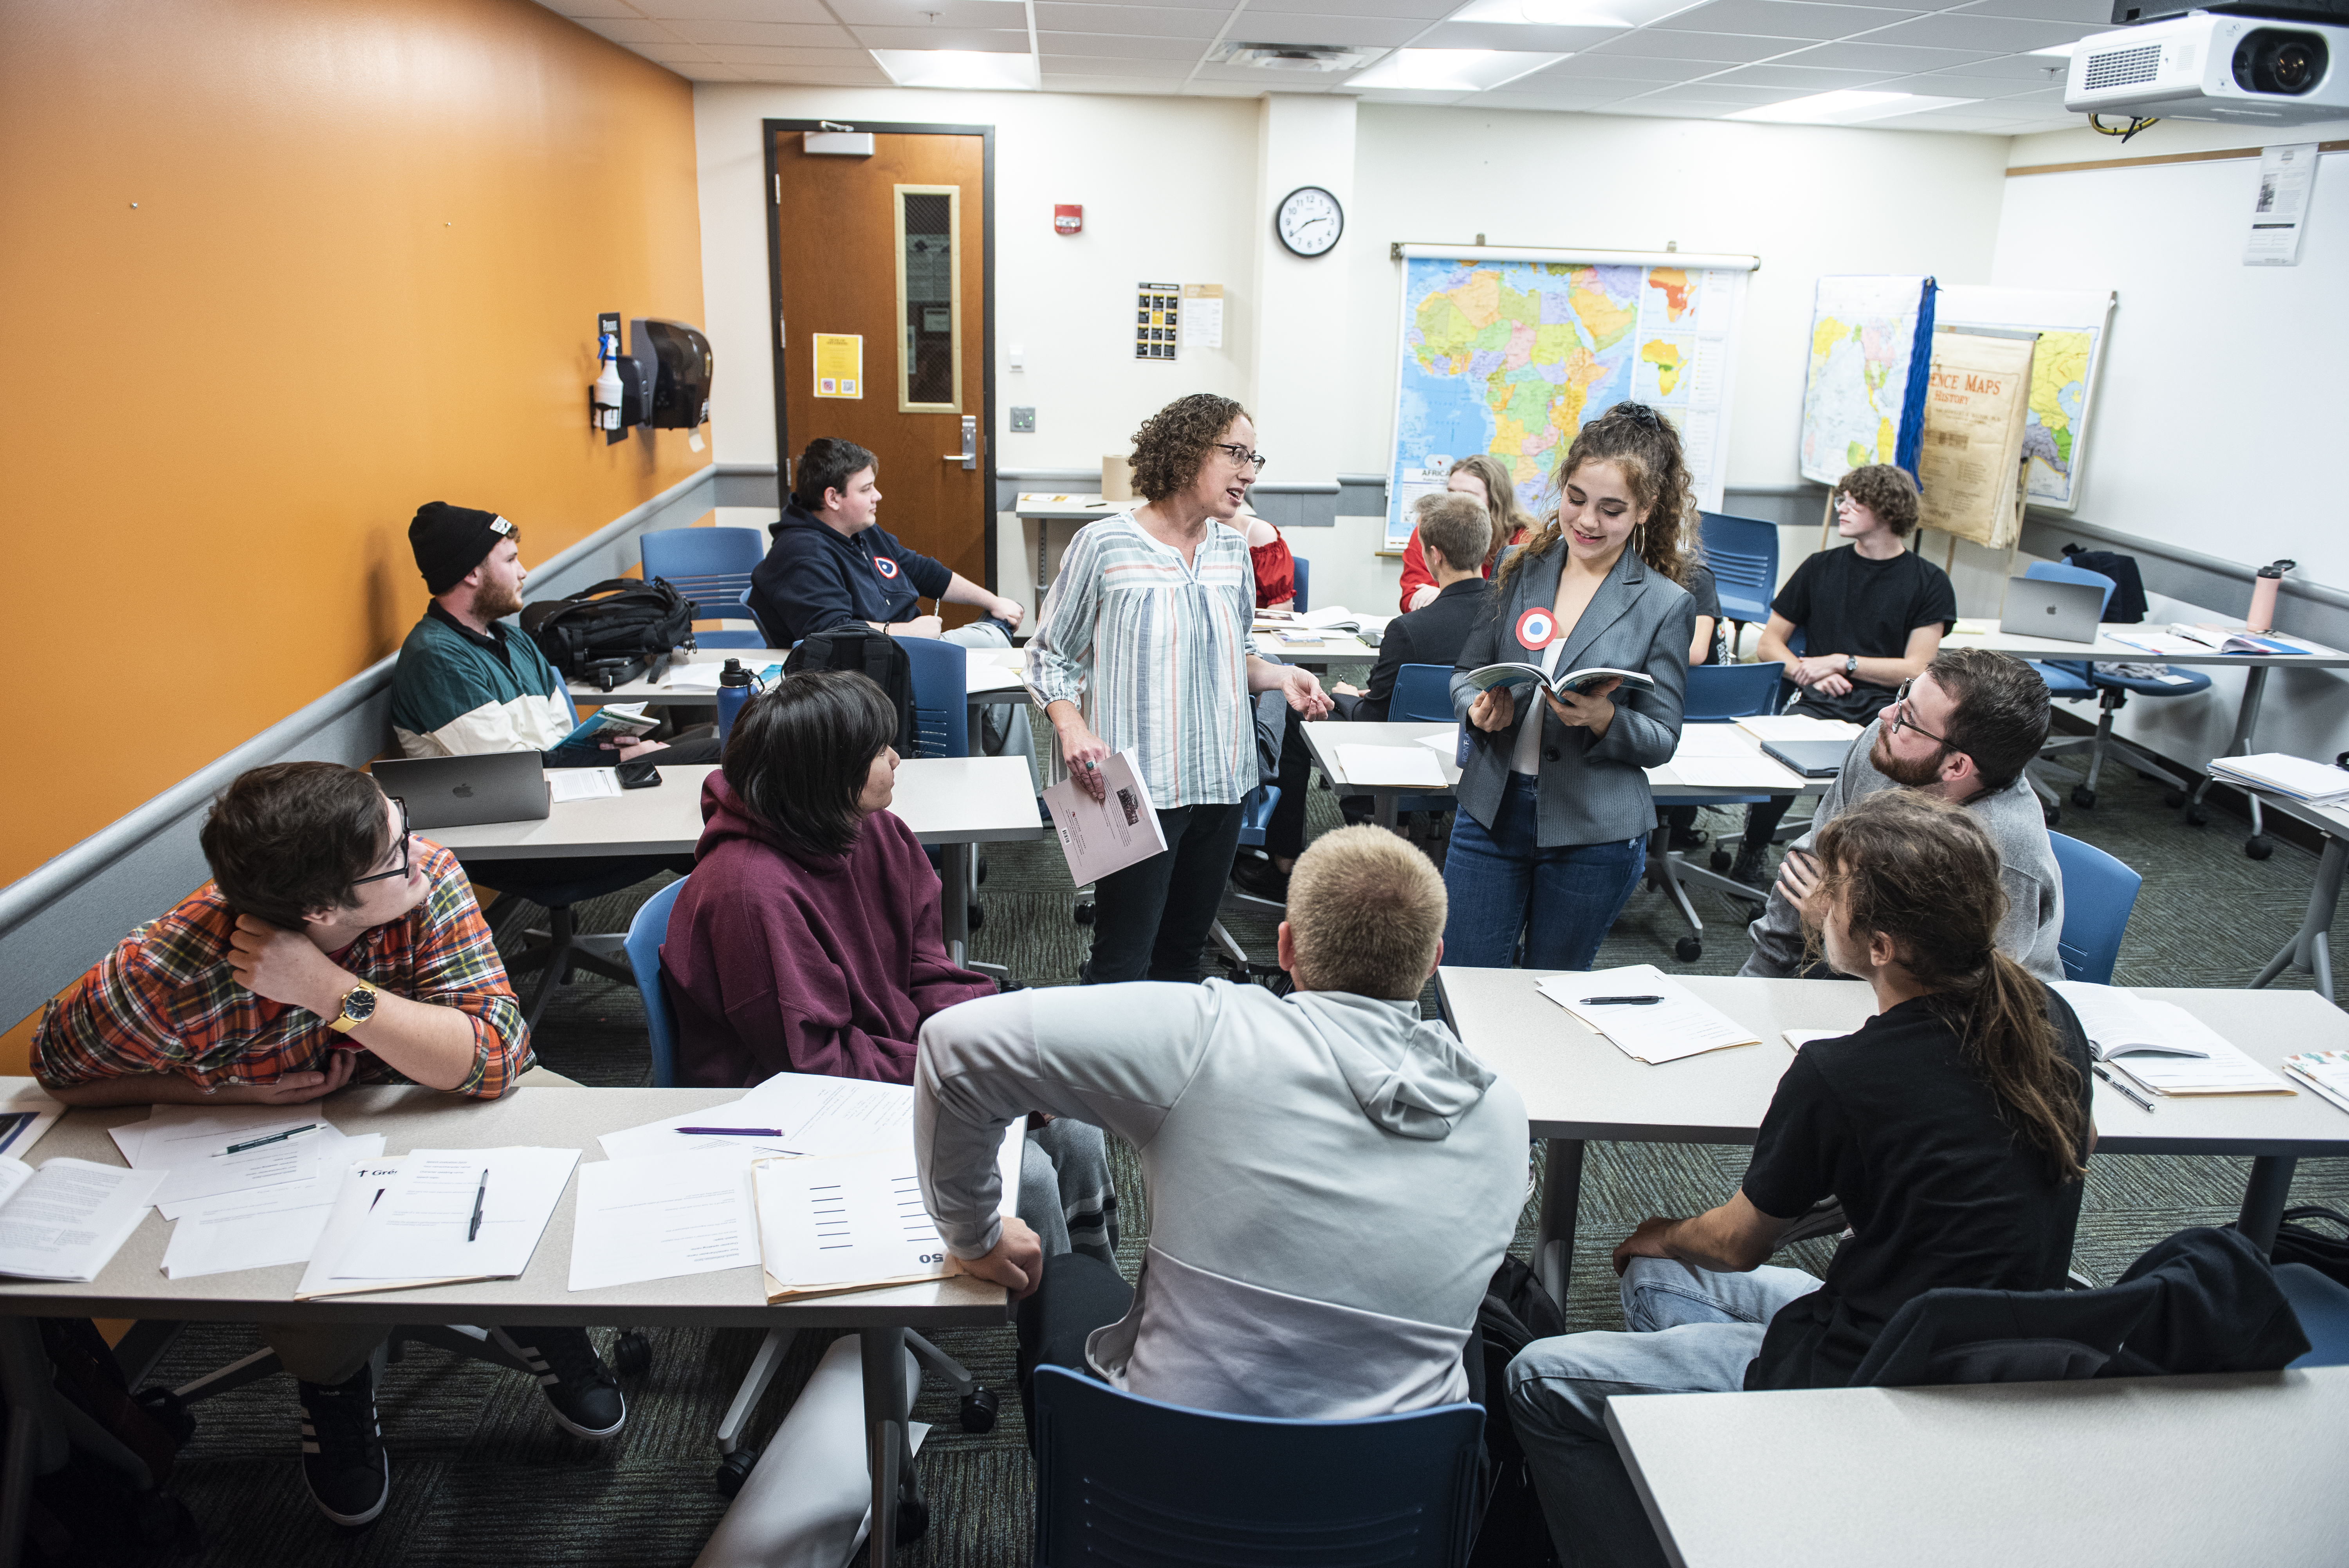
[494,1326,626,1439]
[1230,855,1290,902]
[297,1366,389,1527]
[1729,842,1772,887]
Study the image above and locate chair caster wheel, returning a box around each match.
[897,1496,929,1539]
[611,1330,652,1377]
[1074,901,1095,925]
[2071,786,2095,810]
[715,1447,758,1497]
[1709,848,1733,873]
[2043,804,2060,826]
[1674,937,1702,963]
[2185,806,2208,827]
[2163,789,2187,808]
[959,1385,999,1433]
[2246,835,2274,861]
[968,904,985,931]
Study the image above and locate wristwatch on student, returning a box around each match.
[327,979,381,1034]
[1844,655,1858,678]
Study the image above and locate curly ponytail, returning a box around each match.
[1495,402,1694,597]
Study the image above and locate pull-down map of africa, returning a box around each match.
[1387,256,1744,545]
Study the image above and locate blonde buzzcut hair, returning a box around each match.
[1413,491,1491,576]
[1286,827,1447,998]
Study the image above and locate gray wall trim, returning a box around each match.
[0,464,719,1028]
[2020,510,2349,617]
[714,464,782,510]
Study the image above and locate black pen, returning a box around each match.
[2092,1063,2156,1113]
[1581,995,1665,1005]
[467,1168,489,1241]
[214,1123,320,1157]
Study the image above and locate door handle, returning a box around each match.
[940,414,978,470]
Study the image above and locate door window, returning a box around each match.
[896,186,960,412]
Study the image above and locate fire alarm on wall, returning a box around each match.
[1054,204,1082,235]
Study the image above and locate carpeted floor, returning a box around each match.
[143,709,2349,1566]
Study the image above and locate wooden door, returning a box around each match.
[772,129,989,624]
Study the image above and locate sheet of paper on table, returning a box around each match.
[1336,744,1447,788]
[1669,725,1761,759]
[1535,964,1762,1064]
[751,1122,1023,1302]
[966,661,1029,694]
[1414,729,1464,755]
[1734,715,1862,743]
[161,1134,386,1279]
[325,1146,579,1283]
[598,1071,916,1164]
[569,1146,761,1292]
[112,1106,347,1218]
[1667,756,1805,790]
[549,769,622,803]
[0,1158,168,1282]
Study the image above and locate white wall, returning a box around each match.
[1337,106,2015,487]
[693,84,1259,474]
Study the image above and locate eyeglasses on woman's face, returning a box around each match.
[1208,442,1267,474]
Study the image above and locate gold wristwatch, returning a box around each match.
[328,979,381,1034]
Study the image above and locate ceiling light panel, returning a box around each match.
[1588,28,1812,61]
[627,0,838,19]
[853,26,1031,50]
[870,48,1042,88]
[1349,48,1575,89]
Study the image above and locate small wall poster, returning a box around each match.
[1135,283,1179,361]
[814,333,862,398]
[1180,283,1224,350]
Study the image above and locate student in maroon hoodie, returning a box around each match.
[662,670,1115,1258]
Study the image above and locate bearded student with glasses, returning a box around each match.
[32,761,630,1528]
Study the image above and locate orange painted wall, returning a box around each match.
[0,0,710,893]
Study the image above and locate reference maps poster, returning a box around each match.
[1388,250,1750,549]
[1935,285,2116,512]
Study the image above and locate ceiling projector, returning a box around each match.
[2066,9,2349,121]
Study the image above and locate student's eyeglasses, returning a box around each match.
[350,798,413,887]
[1885,681,1950,747]
[1209,442,1268,473]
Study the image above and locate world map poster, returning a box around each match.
[1387,252,1749,549]
[1935,284,2116,512]
[1797,274,1937,489]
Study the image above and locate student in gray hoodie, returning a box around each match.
[913,826,1528,1421]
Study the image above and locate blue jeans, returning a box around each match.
[1507,1257,1820,1567]
[1442,773,1647,969]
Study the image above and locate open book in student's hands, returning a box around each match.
[1460,664,1656,701]
[550,701,661,753]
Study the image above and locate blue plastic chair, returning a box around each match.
[2046,832,2141,985]
[1699,511,1777,630]
[623,876,688,1086]
[1290,555,1310,614]
[642,527,767,649]
[1029,1365,1482,1567]
[1390,663,1453,724]
[898,636,969,760]
[2279,1263,2349,1368]
[1649,661,1791,963]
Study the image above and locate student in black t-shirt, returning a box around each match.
[1731,464,1956,884]
[1505,789,2092,1568]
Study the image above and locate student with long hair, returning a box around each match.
[1442,404,1695,970]
[1506,790,2094,1568]
[1398,453,1534,612]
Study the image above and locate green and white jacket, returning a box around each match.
[390,605,572,757]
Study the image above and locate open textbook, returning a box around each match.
[2050,982,2292,1096]
[1460,664,1655,702]
[0,1158,165,1282]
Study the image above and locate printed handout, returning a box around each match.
[1041,749,1168,885]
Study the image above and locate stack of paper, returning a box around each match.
[1534,965,1761,1065]
[2205,753,2349,805]
[1734,715,1863,744]
[2051,982,2293,1096]
[1335,744,1446,788]
[598,1071,918,1164]
[299,1146,579,1299]
[112,1106,349,1218]
[549,769,622,803]
[161,1135,387,1279]
[2283,1052,2349,1115]
[749,1124,1024,1303]
[0,1158,166,1282]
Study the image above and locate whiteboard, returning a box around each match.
[1990,148,2349,586]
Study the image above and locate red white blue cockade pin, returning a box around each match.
[874,556,901,579]
[1515,606,1558,650]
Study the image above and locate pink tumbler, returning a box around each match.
[2248,559,2294,634]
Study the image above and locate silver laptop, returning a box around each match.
[1999,577,2104,644]
[372,752,551,830]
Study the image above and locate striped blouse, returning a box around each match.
[1025,514,1261,809]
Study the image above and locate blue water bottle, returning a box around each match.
[715,659,757,748]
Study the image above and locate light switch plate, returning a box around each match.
[1010,406,1036,432]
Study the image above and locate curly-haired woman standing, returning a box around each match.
[1026,394,1332,983]
[1445,404,1696,971]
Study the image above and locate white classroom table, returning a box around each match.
[567,647,1032,716]
[426,760,1041,964]
[0,1084,987,1568]
[1435,968,2349,1308]
[1945,623,2349,853]
[1605,1364,2349,1568]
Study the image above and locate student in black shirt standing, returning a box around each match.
[1506,789,2092,1568]
[1731,464,1956,884]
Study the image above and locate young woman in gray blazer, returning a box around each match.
[1445,404,1696,969]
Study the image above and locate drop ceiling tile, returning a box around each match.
[568,18,680,45]
[1854,11,2097,52]
[1600,96,1751,115]
[1707,60,1908,85]
[1587,29,1813,62]
[847,25,1033,50]
[1877,69,2059,95]
[1033,4,1230,38]
[1476,83,1636,108]
[1626,79,1815,102]
[1236,13,1432,45]
[1922,49,2085,79]
[631,0,839,20]
[664,19,861,46]
[1039,74,1185,91]
[1036,31,1207,58]
[743,62,896,83]
[667,60,750,79]
[540,1,642,16]
[1774,39,2000,69]
[1651,0,1923,42]
[1541,51,1722,80]
[698,42,887,63]
[1414,21,1628,50]
[1039,52,1198,73]
[1240,0,1460,17]
[825,1,1031,25]
[1951,0,2117,23]
[1989,84,2074,104]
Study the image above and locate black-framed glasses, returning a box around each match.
[1209,442,1267,473]
[1885,680,1950,747]
[351,798,413,887]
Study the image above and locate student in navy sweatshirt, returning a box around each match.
[660,670,1114,1258]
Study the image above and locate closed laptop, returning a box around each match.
[2000,577,2104,644]
[372,752,551,830]
[1761,739,1851,779]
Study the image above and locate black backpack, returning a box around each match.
[522,576,697,690]
[1467,1254,1566,1568]
[2058,545,2150,624]
[783,629,918,756]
